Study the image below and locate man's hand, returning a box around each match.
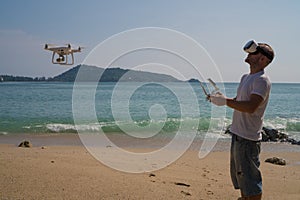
[209,92,227,106]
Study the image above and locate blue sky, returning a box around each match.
[0,0,299,82]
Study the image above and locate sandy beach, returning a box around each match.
[0,134,300,200]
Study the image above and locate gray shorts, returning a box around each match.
[230,134,262,197]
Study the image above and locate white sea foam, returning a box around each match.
[264,117,300,132]
[46,123,103,132]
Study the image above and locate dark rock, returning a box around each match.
[225,125,300,145]
[224,125,232,134]
[292,140,300,145]
[265,157,286,165]
[18,140,32,148]
[262,127,290,142]
[278,132,289,140]
[261,130,270,142]
[262,127,279,142]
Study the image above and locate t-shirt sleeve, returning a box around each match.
[251,77,271,100]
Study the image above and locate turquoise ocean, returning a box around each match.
[0,82,299,140]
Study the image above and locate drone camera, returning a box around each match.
[56,55,65,62]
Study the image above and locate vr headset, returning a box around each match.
[243,40,273,61]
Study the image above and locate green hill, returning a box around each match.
[49,65,182,82]
[0,65,199,82]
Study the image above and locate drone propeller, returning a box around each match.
[45,44,58,47]
[78,46,86,50]
[70,46,84,52]
[44,43,57,49]
[45,43,72,47]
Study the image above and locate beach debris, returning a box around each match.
[206,190,214,195]
[148,173,156,177]
[174,182,190,187]
[181,191,191,196]
[18,140,32,148]
[265,157,286,166]
[51,160,55,163]
[41,146,47,149]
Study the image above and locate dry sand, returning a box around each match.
[0,134,299,200]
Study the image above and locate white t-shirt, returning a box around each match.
[230,70,271,141]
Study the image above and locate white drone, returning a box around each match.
[44,43,82,65]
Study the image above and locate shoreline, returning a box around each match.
[1,133,300,153]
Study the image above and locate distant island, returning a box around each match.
[0,65,199,83]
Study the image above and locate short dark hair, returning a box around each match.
[257,43,275,63]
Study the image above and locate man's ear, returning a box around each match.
[260,56,270,66]
[259,55,266,62]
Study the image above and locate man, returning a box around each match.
[209,40,274,200]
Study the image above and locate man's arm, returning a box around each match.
[210,93,263,114]
[226,94,263,113]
